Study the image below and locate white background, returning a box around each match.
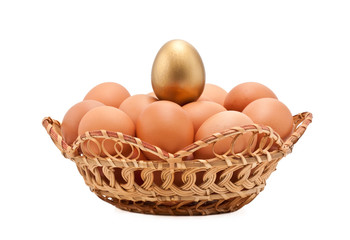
[1,0,349,239]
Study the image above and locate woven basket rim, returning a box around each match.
[42,112,312,168]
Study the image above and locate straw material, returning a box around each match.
[42,112,312,215]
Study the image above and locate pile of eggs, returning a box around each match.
[61,40,294,161]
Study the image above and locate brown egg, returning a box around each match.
[119,94,158,124]
[61,100,105,145]
[78,106,135,157]
[136,100,194,160]
[147,92,158,99]
[199,83,227,105]
[194,111,255,159]
[84,82,130,108]
[182,101,226,133]
[242,98,293,141]
[224,82,277,112]
[197,95,211,101]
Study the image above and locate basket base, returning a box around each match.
[97,194,260,216]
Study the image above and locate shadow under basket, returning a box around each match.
[42,112,312,216]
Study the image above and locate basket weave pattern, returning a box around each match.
[43,112,312,215]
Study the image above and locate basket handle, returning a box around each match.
[282,112,313,154]
[42,117,73,158]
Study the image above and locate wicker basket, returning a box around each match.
[42,112,312,216]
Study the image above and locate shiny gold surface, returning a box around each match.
[151,39,205,105]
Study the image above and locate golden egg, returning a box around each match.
[151,39,205,105]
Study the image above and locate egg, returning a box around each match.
[197,95,211,101]
[84,82,130,108]
[147,92,158,99]
[119,94,158,124]
[151,39,205,105]
[194,111,256,159]
[78,106,135,157]
[61,100,104,145]
[198,83,227,105]
[182,101,226,133]
[242,98,293,141]
[224,82,277,112]
[136,100,194,160]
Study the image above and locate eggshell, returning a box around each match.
[182,101,226,133]
[194,111,255,159]
[151,39,205,105]
[61,100,105,145]
[84,82,130,108]
[242,98,293,141]
[147,92,158,99]
[119,94,158,124]
[199,83,227,105]
[224,82,277,112]
[197,95,211,101]
[136,100,194,160]
[78,106,135,157]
